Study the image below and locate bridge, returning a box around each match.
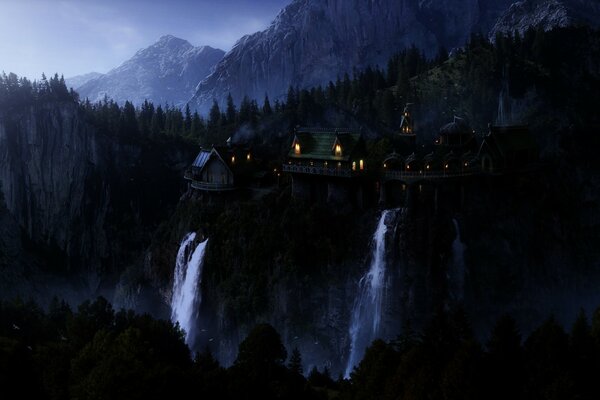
[382,167,482,184]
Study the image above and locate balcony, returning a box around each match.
[282,164,365,178]
[190,180,235,191]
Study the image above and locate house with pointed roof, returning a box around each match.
[185,145,255,191]
[282,127,370,205]
[478,125,538,172]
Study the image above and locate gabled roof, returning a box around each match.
[488,125,536,155]
[288,128,364,161]
[192,149,212,170]
[192,147,234,175]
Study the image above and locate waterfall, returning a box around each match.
[170,232,209,346]
[450,219,466,301]
[497,89,506,125]
[345,209,400,378]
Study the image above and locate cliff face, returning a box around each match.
[490,0,600,39]
[189,0,516,113]
[0,101,195,300]
[77,35,224,107]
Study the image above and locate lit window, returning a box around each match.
[360,159,364,170]
[335,143,342,157]
[445,164,449,169]
[231,155,236,163]
[352,161,356,171]
[426,164,430,170]
[294,143,301,155]
[383,163,387,168]
[406,164,410,170]
[247,153,251,161]
[464,162,468,167]
[324,161,328,167]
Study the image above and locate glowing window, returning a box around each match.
[352,161,356,171]
[335,144,342,157]
[294,143,301,155]
[231,155,236,163]
[359,159,364,170]
[247,153,251,161]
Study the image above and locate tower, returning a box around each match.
[396,103,416,154]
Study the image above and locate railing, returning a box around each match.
[383,167,482,181]
[190,181,235,191]
[282,164,365,178]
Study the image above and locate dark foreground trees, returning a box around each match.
[3,297,600,400]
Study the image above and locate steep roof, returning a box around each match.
[192,147,234,175]
[487,125,537,156]
[192,149,212,170]
[288,128,364,161]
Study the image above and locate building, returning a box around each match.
[395,103,417,152]
[282,128,369,205]
[478,125,538,173]
[185,145,254,191]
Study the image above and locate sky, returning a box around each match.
[0,0,290,80]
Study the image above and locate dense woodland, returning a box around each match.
[2,297,600,400]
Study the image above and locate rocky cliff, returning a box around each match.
[77,35,224,107]
[0,101,195,303]
[189,0,516,113]
[490,0,600,39]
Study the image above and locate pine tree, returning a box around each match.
[288,347,303,375]
[262,94,272,115]
[226,93,237,123]
[208,100,221,128]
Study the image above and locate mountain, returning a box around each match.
[490,0,600,39]
[189,0,515,113]
[77,35,224,107]
[65,72,104,90]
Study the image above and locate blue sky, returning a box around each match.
[0,0,290,80]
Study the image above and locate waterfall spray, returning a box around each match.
[170,232,209,346]
[345,209,400,377]
[450,219,466,301]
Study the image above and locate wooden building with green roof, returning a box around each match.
[282,128,370,205]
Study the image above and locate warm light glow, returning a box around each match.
[360,159,364,170]
[294,143,301,155]
[231,155,236,163]
[335,143,342,157]
[383,163,387,168]
[445,164,449,169]
[310,161,314,166]
[247,153,251,161]
[352,161,356,171]
[324,161,328,167]
[426,164,430,170]
[406,164,410,170]
[464,162,468,167]
[337,162,341,168]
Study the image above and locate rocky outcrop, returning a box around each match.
[0,101,196,299]
[77,35,224,107]
[490,0,600,39]
[189,0,516,113]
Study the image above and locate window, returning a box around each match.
[352,161,356,171]
[231,155,236,164]
[335,143,342,157]
[246,153,251,161]
[359,159,364,170]
[294,143,301,155]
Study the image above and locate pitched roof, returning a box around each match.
[488,125,536,155]
[288,128,364,161]
[192,147,234,174]
[192,149,212,170]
